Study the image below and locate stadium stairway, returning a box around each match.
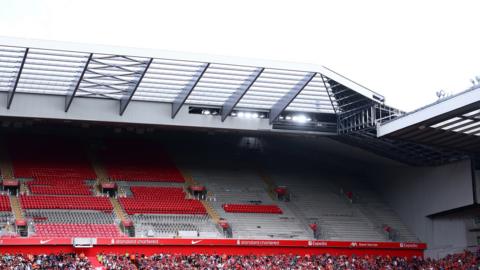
[20,181,29,194]
[180,169,222,224]
[110,197,128,221]
[87,147,110,195]
[257,170,279,201]
[89,147,128,231]
[10,195,24,219]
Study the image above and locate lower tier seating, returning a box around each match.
[131,214,220,238]
[0,195,11,211]
[222,204,283,214]
[0,212,12,223]
[20,195,113,211]
[34,224,123,237]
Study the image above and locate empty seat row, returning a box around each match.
[29,185,92,196]
[130,186,185,198]
[27,178,88,186]
[222,204,283,214]
[119,198,206,215]
[20,195,112,211]
[26,210,115,224]
[34,224,123,237]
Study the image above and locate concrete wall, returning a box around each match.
[475,169,480,203]
[367,160,475,257]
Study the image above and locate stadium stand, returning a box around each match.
[187,161,312,239]
[118,184,219,237]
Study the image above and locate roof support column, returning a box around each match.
[7,48,29,109]
[171,63,210,119]
[269,72,316,124]
[65,53,93,112]
[119,58,153,115]
[221,67,264,122]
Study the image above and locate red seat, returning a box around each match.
[20,195,113,211]
[100,141,185,182]
[119,186,206,215]
[222,204,283,214]
[34,224,123,237]
[0,195,11,212]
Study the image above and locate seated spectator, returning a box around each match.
[98,250,480,270]
[0,252,92,269]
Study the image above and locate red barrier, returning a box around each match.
[0,237,426,258]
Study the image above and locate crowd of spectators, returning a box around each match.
[0,250,478,269]
[98,250,480,270]
[0,252,92,269]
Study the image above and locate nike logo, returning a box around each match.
[191,240,202,245]
[40,239,52,244]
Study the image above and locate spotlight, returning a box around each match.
[202,110,211,115]
[252,113,259,118]
[292,115,310,123]
[285,116,292,120]
[231,112,237,117]
[238,112,245,118]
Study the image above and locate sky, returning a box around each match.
[0,0,479,112]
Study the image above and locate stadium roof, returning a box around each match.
[377,86,480,153]
[0,37,474,165]
[0,37,384,125]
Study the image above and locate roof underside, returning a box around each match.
[377,86,480,153]
[0,37,384,122]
